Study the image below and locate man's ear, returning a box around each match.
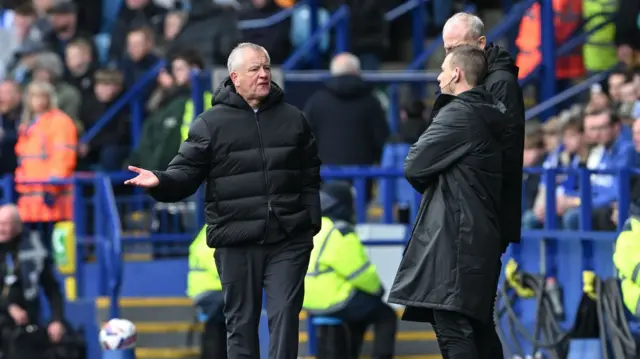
[478,36,487,49]
[229,72,238,85]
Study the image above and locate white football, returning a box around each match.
[99,318,137,350]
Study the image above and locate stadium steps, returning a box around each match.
[96,297,442,359]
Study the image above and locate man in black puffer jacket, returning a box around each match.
[125,42,322,359]
[442,12,525,251]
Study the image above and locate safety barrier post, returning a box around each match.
[190,70,205,116]
[538,0,557,119]
[410,1,425,96]
[71,179,85,299]
[617,169,632,231]
[334,8,349,55]
[308,0,320,68]
[129,96,144,149]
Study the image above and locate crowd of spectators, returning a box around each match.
[0,0,639,232]
[520,69,640,231]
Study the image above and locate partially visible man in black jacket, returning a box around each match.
[388,46,507,359]
[125,42,322,359]
[0,204,66,358]
[442,12,525,250]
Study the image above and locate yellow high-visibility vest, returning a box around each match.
[303,217,382,313]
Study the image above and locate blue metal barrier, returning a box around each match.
[525,71,611,119]
[97,176,123,319]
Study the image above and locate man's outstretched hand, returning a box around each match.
[124,166,160,188]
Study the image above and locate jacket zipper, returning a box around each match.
[255,112,271,244]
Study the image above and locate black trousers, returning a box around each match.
[214,235,313,359]
[202,319,227,359]
[432,310,504,359]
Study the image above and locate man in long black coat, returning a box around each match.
[388,46,508,358]
[442,12,525,251]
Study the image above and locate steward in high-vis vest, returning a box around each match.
[303,181,397,359]
[613,214,640,317]
[187,226,226,359]
[582,0,618,72]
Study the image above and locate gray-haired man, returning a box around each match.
[125,42,322,359]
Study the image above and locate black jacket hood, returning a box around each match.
[484,43,519,78]
[212,77,284,110]
[324,75,374,99]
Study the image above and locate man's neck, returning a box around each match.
[248,99,261,109]
[453,84,473,96]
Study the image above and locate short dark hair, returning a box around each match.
[172,49,205,70]
[14,3,36,16]
[447,45,487,86]
[561,116,584,134]
[585,109,620,125]
[609,69,633,84]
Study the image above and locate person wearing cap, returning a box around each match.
[45,1,97,61]
[303,181,397,359]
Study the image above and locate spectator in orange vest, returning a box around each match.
[14,81,77,250]
[515,0,584,94]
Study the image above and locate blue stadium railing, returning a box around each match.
[0,165,634,322]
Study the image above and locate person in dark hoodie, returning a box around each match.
[78,68,130,171]
[442,12,525,251]
[388,46,507,359]
[304,52,389,202]
[167,0,241,67]
[304,52,390,166]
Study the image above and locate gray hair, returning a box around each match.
[329,53,361,76]
[446,12,485,40]
[226,42,271,73]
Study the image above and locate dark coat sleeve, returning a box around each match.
[404,107,472,193]
[484,71,525,245]
[149,116,211,203]
[299,114,322,234]
[40,257,64,322]
[483,71,525,125]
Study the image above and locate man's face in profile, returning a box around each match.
[437,54,456,95]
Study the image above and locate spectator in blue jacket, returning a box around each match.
[559,110,635,230]
[522,116,590,229]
